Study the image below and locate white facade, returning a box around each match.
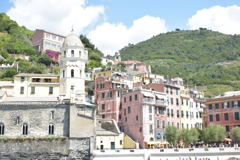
[59,30,88,102]
[13,73,59,97]
[101,57,114,66]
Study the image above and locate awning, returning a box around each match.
[145,141,161,145]
[142,92,154,97]
[155,94,166,99]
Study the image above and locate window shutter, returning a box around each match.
[232,101,234,108]
[222,102,224,108]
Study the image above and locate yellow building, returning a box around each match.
[14,73,59,97]
[180,88,191,129]
[91,70,113,80]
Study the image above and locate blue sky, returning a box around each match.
[1,0,240,55]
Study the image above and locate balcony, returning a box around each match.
[180,93,190,98]
[142,98,155,105]
[155,100,168,107]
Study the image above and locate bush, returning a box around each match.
[1,69,18,78]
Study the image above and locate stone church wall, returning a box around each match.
[0,104,69,138]
[0,138,93,159]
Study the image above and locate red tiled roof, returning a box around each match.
[114,61,144,65]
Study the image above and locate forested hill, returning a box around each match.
[120,29,240,97]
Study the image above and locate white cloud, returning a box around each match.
[7,0,105,36]
[87,15,167,55]
[187,5,240,34]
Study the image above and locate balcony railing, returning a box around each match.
[155,100,168,107]
[180,93,190,98]
[142,98,155,104]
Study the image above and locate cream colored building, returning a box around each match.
[180,88,191,129]
[13,73,59,97]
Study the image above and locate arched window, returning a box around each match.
[71,69,74,77]
[23,124,28,135]
[79,51,81,57]
[0,123,4,135]
[71,50,74,57]
[49,124,54,135]
[150,137,154,141]
[64,51,66,58]
[51,111,54,119]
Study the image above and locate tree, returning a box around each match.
[106,62,112,67]
[1,69,18,78]
[231,126,240,141]
[117,62,126,72]
[38,54,52,66]
[203,124,226,142]
[164,125,178,145]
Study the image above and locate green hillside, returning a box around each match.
[120,29,240,97]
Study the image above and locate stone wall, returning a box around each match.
[0,104,69,138]
[0,138,93,159]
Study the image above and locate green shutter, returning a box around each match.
[238,101,240,107]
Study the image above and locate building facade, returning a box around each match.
[205,93,240,136]
[32,29,65,54]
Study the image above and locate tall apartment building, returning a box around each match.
[32,29,65,54]
[205,91,240,137]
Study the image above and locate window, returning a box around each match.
[139,127,142,132]
[128,106,131,113]
[31,87,35,94]
[118,91,122,97]
[176,98,179,105]
[149,115,152,120]
[119,103,122,109]
[181,110,184,117]
[63,70,65,78]
[215,103,219,109]
[51,44,56,48]
[125,117,127,122]
[160,108,164,115]
[100,84,105,89]
[23,124,28,135]
[119,115,121,119]
[124,109,126,116]
[71,69,74,77]
[102,115,105,119]
[157,120,160,128]
[49,87,53,94]
[162,121,165,128]
[170,87,172,94]
[226,126,230,132]
[182,123,184,128]
[49,124,54,135]
[196,112,199,118]
[209,115,213,122]
[177,110,180,117]
[199,112,202,118]
[171,109,174,116]
[64,51,66,57]
[108,92,112,98]
[16,116,19,125]
[136,115,138,121]
[20,77,25,82]
[186,100,188,106]
[133,64,137,70]
[186,111,189,117]
[208,104,212,110]
[45,33,50,38]
[58,37,63,41]
[234,112,239,120]
[45,42,50,47]
[149,106,152,113]
[20,87,24,94]
[166,86,168,93]
[177,123,179,129]
[149,124,153,133]
[129,96,132,102]
[0,124,4,135]
[120,140,122,145]
[171,98,173,105]
[52,35,56,40]
[101,104,105,110]
[135,94,138,100]
[176,89,178,95]
[124,97,126,103]
[182,99,184,105]
[51,111,54,119]
[101,93,105,98]
[167,109,170,116]
[216,114,220,121]
[71,50,74,57]
[224,113,229,121]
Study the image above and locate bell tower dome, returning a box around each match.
[114,51,121,62]
[59,29,88,102]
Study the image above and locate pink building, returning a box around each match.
[32,29,65,54]
[114,60,150,73]
[94,76,127,125]
[121,86,167,148]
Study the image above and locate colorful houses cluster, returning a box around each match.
[93,52,206,148]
